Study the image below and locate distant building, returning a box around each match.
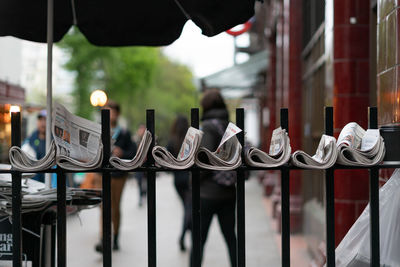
[262,1,377,265]
[0,37,22,85]
[0,37,74,104]
[0,36,74,142]
[20,40,75,98]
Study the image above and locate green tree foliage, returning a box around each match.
[58,28,197,142]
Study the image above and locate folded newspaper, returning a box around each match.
[53,102,103,170]
[245,127,291,168]
[110,130,152,170]
[336,122,385,166]
[9,140,56,172]
[195,122,242,170]
[291,135,338,169]
[152,127,203,169]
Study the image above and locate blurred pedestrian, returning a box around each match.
[191,89,237,267]
[167,115,192,251]
[133,124,147,207]
[21,109,47,183]
[95,100,137,252]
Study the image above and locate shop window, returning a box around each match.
[302,0,325,49]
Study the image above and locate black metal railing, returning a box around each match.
[325,107,335,267]
[2,106,391,267]
[191,108,201,267]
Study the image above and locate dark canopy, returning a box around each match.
[0,0,256,46]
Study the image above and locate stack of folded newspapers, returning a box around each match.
[0,175,50,215]
[245,127,291,167]
[152,127,203,169]
[291,135,338,169]
[195,123,242,170]
[9,102,103,171]
[0,173,101,216]
[21,187,101,204]
[336,122,385,166]
[110,130,152,170]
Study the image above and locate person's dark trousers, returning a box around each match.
[191,197,237,267]
[174,172,192,250]
[183,191,192,233]
[178,190,192,251]
[136,172,147,206]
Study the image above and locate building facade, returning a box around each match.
[260,0,377,264]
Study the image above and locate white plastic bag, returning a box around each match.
[333,169,400,267]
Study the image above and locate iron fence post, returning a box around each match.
[191,108,201,267]
[368,107,380,267]
[146,110,157,267]
[101,109,112,267]
[280,108,290,267]
[11,112,22,267]
[324,106,335,267]
[56,170,66,267]
[236,108,245,267]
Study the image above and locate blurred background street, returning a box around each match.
[67,173,281,267]
[3,1,396,265]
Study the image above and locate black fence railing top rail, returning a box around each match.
[1,162,400,175]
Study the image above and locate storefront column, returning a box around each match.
[327,0,371,245]
[283,0,303,232]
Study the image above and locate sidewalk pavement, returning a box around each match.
[262,197,312,267]
[67,173,281,267]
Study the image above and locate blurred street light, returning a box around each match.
[90,90,108,107]
[9,105,21,115]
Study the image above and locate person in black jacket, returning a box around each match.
[167,115,192,251]
[191,89,237,267]
[95,100,137,253]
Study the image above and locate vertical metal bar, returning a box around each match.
[324,107,335,267]
[368,107,380,267]
[45,0,53,188]
[236,108,245,267]
[51,212,56,267]
[368,107,378,130]
[146,110,157,267]
[101,109,112,267]
[41,210,56,267]
[324,107,334,137]
[280,108,289,133]
[280,108,290,267]
[191,108,201,267]
[11,112,22,267]
[102,109,111,167]
[236,108,245,161]
[56,171,66,267]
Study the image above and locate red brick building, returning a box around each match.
[258,0,377,264]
